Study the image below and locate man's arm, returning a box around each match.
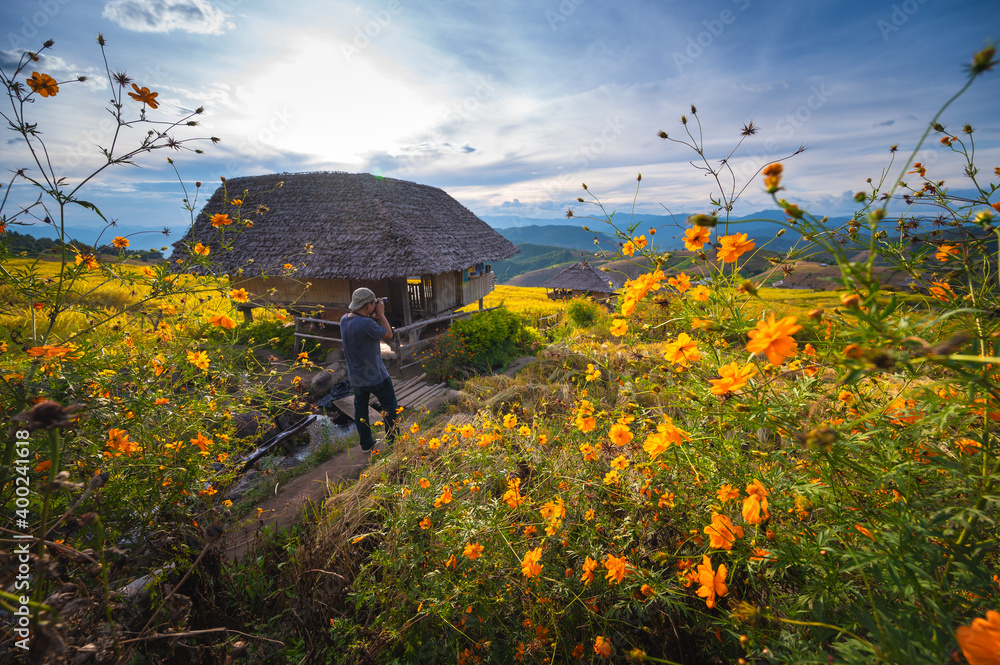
[374,299,393,341]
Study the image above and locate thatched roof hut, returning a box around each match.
[171,172,518,332]
[541,261,622,297]
[172,172,518,280]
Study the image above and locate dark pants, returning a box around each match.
[353,377,398,451]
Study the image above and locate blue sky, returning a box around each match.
[1,0,998,249]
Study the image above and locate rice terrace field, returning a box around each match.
[2,33,1000,665]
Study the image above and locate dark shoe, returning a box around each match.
[360,439,376,452]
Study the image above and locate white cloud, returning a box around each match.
[102,0,233,35]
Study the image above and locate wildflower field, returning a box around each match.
[2,37,1000,665]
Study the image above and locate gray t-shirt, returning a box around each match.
[340,314,390,387]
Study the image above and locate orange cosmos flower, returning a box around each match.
[668,272,691,292]
[502,478,525,508]
[585,363,602,381]
[929,280,954,301]
[717,484,740,503]
[642,416,691,459]
[704,513,744,551]
[855,524,875,541]
[433,486,453,507]
[27,72,58,97]
[113,236,129,249]
[709,361,758,395]
[75,253,99,270]
[746,314,802,365]
[106,428,139,456]
[956,610,1000,665]
[610,318,628,336]
[230,288,249,303]
[608,423,633,447]
[742,479,770,524]
[762,162,783,192]
[128,83,159,108]
[683,226,711,251]
[190,432,213,454]
[604,554,629,584]
[576,414,597,433]
[717,233,755,262]
[211,213,232,227]
[664,332,701,367]
[935,244,960,261]
[594,636,612,659]
[521,546,543,578]
[581,556,598,585]
[419,516,432,530]
[695,555,728,608]
[463,542,484,560]
[208,314,236,329]
[192,243,210,256]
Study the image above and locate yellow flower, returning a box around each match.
[610,318,628,337]
[208,314,236,330]
[113,236,129,248]
[688,285,710,302]
[576,414,597,433]
[463,542,484,560]
[128,83,159,108]
[956,610,1000,665]
[610,455,629,471]
[27,72,58,97]
[664,332,701,367]
[709,362,757,395]
[503,413,518,429]
[746,314,802,365]
[717,233,755,263]
[211,213,232,227]
[230,288,249,303]
[187,350,210,370]
[521,546,543,578]
[283,263,295,270]
[683,226,711,251]
[193,243,210,256]
[585,363,602,381]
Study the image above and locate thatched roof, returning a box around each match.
[172,172,519,280]
[541,261,622,293]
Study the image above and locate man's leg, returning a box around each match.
[371,377,399,446]
[354,384,376,451]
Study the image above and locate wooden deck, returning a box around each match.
[329,373,453,426]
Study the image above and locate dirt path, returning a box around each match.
[222,440,387,561]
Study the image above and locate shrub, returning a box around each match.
[566,296,602,327]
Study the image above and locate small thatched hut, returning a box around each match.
[172,172,519,330]
[541,261,622,305]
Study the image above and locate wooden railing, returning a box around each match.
[293,306,500,377]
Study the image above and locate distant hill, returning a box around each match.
[1,228,164,260]
[491,243,584,283]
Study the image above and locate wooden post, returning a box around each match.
[292,317,301,356]
[239,305,254,323]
